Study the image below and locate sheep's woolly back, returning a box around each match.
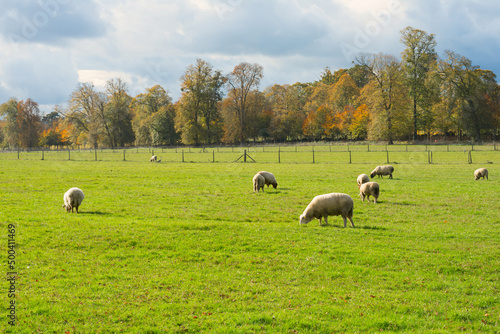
[257,171,278,188]
[370,165,394,178]
[359,182,380,203]
[63,187,85,213]
[300,193,354,225]
[357,174,370,188]
[253,173,265,192]
[474,168,488,180]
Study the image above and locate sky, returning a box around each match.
[1,0,499,114]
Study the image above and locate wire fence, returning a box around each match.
[1,143,499,164]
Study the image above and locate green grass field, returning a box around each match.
[1,150,499,333]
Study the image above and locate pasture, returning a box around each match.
[1,149,499,333]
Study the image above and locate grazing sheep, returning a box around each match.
[62,187,85,213]
[253,173,265,193]
[474,168,489,180]
[150,155,157,162]
[370,165,394,179]
[299,193,355,227]
[357,174,370,188]
[359,182,380,203]
[257,171,278,189]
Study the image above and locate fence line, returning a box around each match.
[1,145,499,165]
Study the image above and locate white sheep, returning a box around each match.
[370,165,394,179]
[357,174,370,188]
[257,171,278,189]
[299,193,355,227]
[150,155,157,162]
[359,182,379,203]
[62,187,85,213]
[474,168,488,180]
[253,173,265,192]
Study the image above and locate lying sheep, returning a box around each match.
[299,193,354,227]
[359,182,379,203]
[62,187,85,213]
[357,174,370,188]
[257,171,278,189]
[474,168,488,180]
[370,165,394,179]
[253,173,265,193]
[150,155,157,162]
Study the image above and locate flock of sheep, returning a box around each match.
[251,165,489,228]
[62,155,489,229]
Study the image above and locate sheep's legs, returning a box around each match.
[346,216,355,228]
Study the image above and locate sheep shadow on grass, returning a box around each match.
[78,211,112,215]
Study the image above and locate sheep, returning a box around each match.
[357,173,370,188]
[370,165,394,179]
[257,171,278,189]
[299,193,355,227]
[150,155,157,162]
[474,168,488,180]
[253,173,265,193]
[359,182,380,203]
[62,187,85,213]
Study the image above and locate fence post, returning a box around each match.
[386,151,389,163]
[18,148,20,160]
[123,150,126,161]
[278,146,281,163]
[312,147,315,164]
[95,149,97,161]
[41,148,44,161]
[468,150,472,164]
[244,150,247,162]
[68,149,70,161]
[349,151,352,164]
[367,144,370,152]
[182,150,184,162]
[213,150,215,163]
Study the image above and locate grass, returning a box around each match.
[1,152,499,333]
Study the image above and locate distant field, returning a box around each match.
[1,153,499,332]
[2,143,500,165]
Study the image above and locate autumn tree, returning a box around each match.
[439,51,497,142]
[17,99,42,148]
[223,62,264,143]
[264,84,306,141]
[357,53,410,144]
[400,26,437,141]
[131,85,178,146]
[176,59,225,145]
[66,82,104,148]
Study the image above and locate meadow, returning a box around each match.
[1,147,499,333]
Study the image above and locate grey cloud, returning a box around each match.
[0,0,109,46]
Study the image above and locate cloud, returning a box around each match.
[0,0,109,46]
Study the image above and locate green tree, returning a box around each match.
[400,26,437,141]
[0,98,20,148]
[176,59,225,145]
[17,99,42,148]
[105,78,135,147]
[439,51,497,142]
[131,85,178,146]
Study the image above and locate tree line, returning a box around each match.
[1,27,499,149]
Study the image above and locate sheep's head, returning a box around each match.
[272,182,278,189]
[62,204,71,212]
[299,214,311,225]
[370,172,375,178]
